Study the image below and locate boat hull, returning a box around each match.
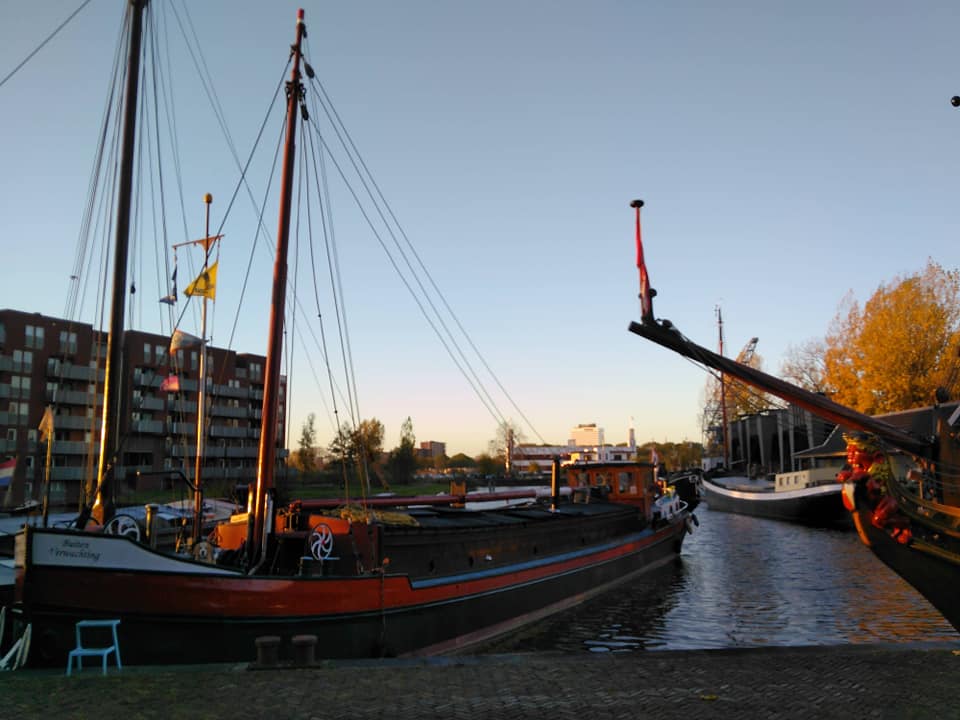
[14,515,687,666]
[704,477,851,528]
[849,507,960,633]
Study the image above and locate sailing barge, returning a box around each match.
[10,10,692,666]
[626,199,960,632]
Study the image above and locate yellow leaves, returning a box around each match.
[823,260,960,414]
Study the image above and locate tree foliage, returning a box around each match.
[385,416,418,485]
[288,413,318,473]
[822,260,960,414]
[327,418,387,491]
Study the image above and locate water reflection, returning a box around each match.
[477,505,958,654]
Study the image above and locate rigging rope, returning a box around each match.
[0,0,95,90]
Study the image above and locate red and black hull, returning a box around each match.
[14,504,687,666]
[848,507,960,633]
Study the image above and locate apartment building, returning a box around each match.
[0,309,286,509]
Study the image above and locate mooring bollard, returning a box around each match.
[291,634,317,666]
[254,635,281,667]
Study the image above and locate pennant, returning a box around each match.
[160,374,180,392]
[38,406,54,442]
[0,458,15,490]
[632,199,654,322]
[185,261,217,300]
[160,265,178,305]
[170,328,201,354]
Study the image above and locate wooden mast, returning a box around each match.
[249,9,306,565]
[92,0,148,523]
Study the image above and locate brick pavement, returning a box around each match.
[2,643,960,720]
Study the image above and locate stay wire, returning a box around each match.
[301,99,360,429]
[0,0,95,90]
[307,67,545,444]
[300,83,506,429]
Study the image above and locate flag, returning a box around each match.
[185,261,217,300]
[160,265,178,305]
[170,328,201,354]
[38,406,54,442]
[0,458,15,490]
[160,374,180,392]
[650,446,659,467]
[632,199,654,322]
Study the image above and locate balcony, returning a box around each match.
[210,405,249,419]
[138,396,165,412]
[45,389,101,406]
[167,421,197,436]
[131,419,165,435]
[47,358,101,382]
[209,425,249,439]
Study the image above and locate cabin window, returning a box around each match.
[618,471,631,493]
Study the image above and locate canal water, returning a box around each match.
[476,504,959,654]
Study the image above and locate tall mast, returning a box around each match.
[717,306,730,469]
[250,9,306,562]
[193,194,214,545]
[92,0,148,523]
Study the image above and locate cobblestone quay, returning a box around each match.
[3,643,959,719]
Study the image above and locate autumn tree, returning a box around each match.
[822,260,960,415]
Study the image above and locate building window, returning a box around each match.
[60,330,78,354]
[191,351,198,371]
[27,429,37,442]
[0,322,5,345]
[156,345,167,366]
[6,428,15,441]
[144,343,153,364]
[25,325,44,350]
[7,402,27,423]
[13,350,32,373]
[11,375,30,398]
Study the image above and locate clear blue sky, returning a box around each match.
[1,1,958,457]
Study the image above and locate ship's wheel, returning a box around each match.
[103,513,141,541]
[308,523,335,561]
